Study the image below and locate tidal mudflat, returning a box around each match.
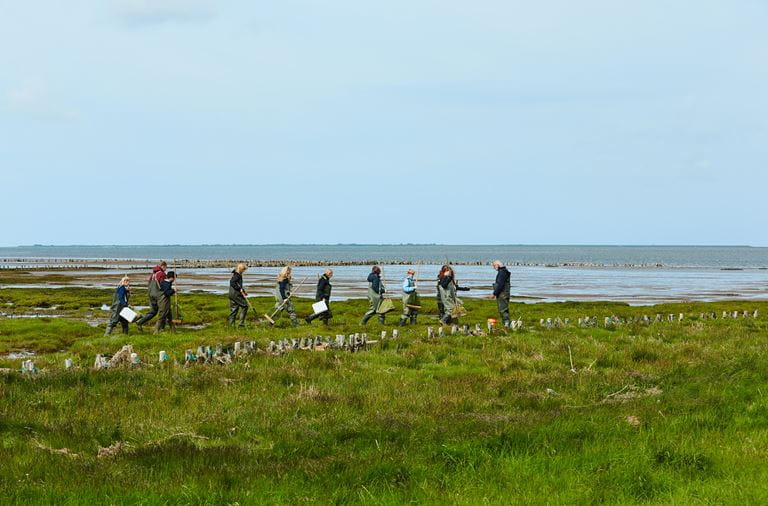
[3,263,768,305]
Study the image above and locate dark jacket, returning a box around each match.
[316,274,332,302]
[368,272,384,295]
[439,274,470,291]
[230,271,244,293]
[493,266,511,297]
[278,279,290,299]
[159,279,175,298]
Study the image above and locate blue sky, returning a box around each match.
[1,0,766,246]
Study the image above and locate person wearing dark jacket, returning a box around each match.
[305,269,333,325]
[437,265,470,324]
[436,267,447,317]
[135,261,166,332]
[105,276,131,335]
[492,260,512,327]
[361,266,386,325]
[228,263,249,327]
[154,271,177,334]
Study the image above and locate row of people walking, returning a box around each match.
[105,260,512,334]
[105,261,178,335]
[228,264,333,328]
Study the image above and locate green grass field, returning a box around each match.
[1,287,768,504]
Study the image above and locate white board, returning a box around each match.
[312,300,328,314]
[119,307,138,322]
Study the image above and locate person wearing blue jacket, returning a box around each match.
[361,266,386,325]
[399,268,419,326]
[105,276,131,335]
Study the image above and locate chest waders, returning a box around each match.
[361,279,385,325]
[228,285,248,327]
[439,282,457,324]
[495,279,511,326]
[400,278,418,325]
[274,281,299,327]
[105,288,130,336]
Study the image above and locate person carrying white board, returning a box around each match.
[305,269,333,326]
[105,276,131,336]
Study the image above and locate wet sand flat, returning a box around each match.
[2,264,767,305]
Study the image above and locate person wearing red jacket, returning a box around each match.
[135,261,167,332]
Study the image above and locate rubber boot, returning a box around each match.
[410,314,417,325]
[440,314,451,325]
[361,313,373,325]
[398,317,407,326]
[378,314,386,324]
[237,307,248,328]
[104,326,113,336]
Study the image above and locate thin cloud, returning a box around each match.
[111,0,216,28]
[5,81,78,121]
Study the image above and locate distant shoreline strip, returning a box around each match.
[1,257,764,270]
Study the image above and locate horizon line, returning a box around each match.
[1,243,762,248]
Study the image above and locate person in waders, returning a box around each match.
[135,260,166,332]
[437,265,469,324]
[273,266,300,327]
[305,269,333,325]
[105,276,131,335]
[154,271,177,334]
[361,266,386,325]
[228,263,249,327]
[399,268,418,326]
[492,260,512,327]
[435,266,448,317]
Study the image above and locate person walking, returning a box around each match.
[437,265,469,324]
[273,266,300,327]
[135,261,166,332]
[305,269,333,325]
[228,263,249,327]
[361,266,386,325]
[436,266,447,317]
[399,268,419,326]
[105,275,131,335]
[492,260,512,327]
[154,271,177,334]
